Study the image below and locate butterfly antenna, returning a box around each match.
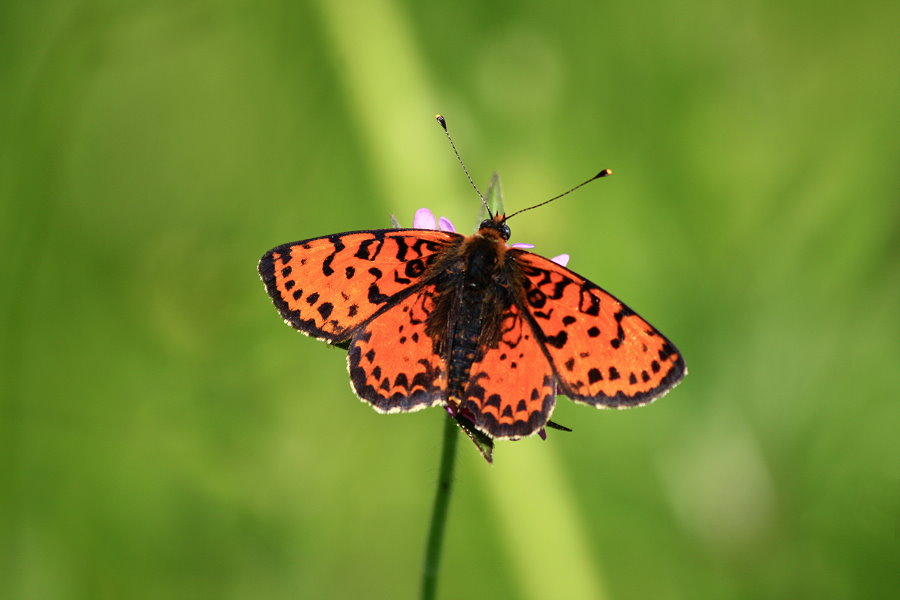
[435,114,490,218]
[505,169,612,221]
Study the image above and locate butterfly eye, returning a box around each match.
[478,219,512,241]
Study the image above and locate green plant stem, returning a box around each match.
[421,415,459,600]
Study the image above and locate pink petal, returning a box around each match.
[413,208,437,230]
[510,242,535,249]
[551,254,570,267]
[437,216,456,232]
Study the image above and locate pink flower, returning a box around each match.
[413,208,457,233]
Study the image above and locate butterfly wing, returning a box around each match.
[455,302,557,439]
[347,283,445,412]
[512,251,686,407]
[259,229,460,342]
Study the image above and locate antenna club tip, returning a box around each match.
[435,114,447,130]
[596,168,613,178]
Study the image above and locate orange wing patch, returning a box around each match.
[455,303,556,439]
[347,284,445,413]
[513,251,686,407]
[259,229,459,342]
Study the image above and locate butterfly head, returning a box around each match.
[478,213,511,241]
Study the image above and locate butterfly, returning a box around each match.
[258,117,686,462]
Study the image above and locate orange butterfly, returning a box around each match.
[259,117,686,461]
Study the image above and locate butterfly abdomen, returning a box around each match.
[443,293,486,401]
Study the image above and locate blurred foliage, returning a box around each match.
[1,0,897,599]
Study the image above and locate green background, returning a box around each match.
[2,1,897,598]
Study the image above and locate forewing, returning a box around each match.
[513,251,686,407]
[259,229,459,342]
[456,303,556,439]
[347,284,445,413]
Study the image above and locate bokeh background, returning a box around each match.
[2,1,897,598]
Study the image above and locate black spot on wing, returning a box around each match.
[322,235,345,276]
[368,284,391,304]
[317,302,333,320]
[658,342,676,361]
[544,330,568,349]
[405,259,426,278]
[526,288,547,309]
[393,236,410,260]
[611,309,626,349]
[579,286,601,316]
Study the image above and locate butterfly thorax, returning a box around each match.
[425,226,521,405]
